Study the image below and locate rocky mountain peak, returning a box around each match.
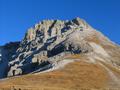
[7,17,98,77]
[0,17,120,82]
[24,17,91,43]
[0,17,120,90]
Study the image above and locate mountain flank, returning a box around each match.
[0,17,120,90]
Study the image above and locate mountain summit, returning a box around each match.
[0,17,120,90]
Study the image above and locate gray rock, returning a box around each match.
[8,64,22,77]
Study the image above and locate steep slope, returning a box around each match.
[0,17,120,90]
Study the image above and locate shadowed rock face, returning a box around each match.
[0,42,20,78]
[0,18,120,89]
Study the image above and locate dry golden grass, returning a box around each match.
[100,61,120,78]
[85,33,116,49]
[0,57,110,90]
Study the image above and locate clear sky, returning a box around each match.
[0,0,120,45]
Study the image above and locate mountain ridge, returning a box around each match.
[0,17,120,90]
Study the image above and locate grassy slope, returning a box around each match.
[0,57,110,90]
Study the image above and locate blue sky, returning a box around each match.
[0,0,120,45]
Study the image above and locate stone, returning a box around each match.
[32,51,48,64]
[8,64,22,77]
[25,28,36,41]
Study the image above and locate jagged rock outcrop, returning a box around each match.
[6,17,120,77]
[7,17,96,76]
